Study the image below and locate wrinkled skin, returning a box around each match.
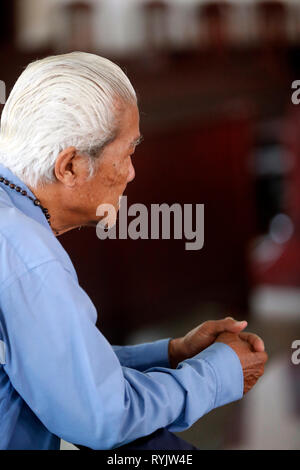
[169,317,268,395]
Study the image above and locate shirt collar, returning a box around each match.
[0,163,52,233]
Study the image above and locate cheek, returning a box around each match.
[92,154,132,192]
[93,167,125,194]
[109,159,131,185]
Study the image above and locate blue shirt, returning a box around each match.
[0,163,244,450]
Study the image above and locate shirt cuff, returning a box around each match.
[191,342,244,408]
[147,338,171,368]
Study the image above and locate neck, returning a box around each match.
[28,183,83,237]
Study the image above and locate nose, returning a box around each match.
[127,159,135,183]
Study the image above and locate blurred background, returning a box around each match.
[1,0,300,450]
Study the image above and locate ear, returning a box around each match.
[54,147,87,187]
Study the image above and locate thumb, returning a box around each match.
[222,317,248,333]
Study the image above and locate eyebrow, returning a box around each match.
[131,135,144,147]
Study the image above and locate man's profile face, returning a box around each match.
[79,103,141,227]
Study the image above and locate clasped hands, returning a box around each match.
[168,317,268,394]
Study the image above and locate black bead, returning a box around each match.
[2,178,52,228]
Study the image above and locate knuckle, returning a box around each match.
[200,321,209,331]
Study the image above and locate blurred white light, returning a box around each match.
[270,213,294,245]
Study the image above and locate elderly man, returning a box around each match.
[0,52,267,450]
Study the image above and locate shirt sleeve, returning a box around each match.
[112,339,171,371]
[0,260,243,450]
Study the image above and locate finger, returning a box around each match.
[239,332,265,352]
[253,350,268,364]
[215,330,243,341]
[221,318,248,333]
[202,319,247,337]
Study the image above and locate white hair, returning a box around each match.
[0,52,137,188]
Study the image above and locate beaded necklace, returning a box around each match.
[0,176,52,228]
